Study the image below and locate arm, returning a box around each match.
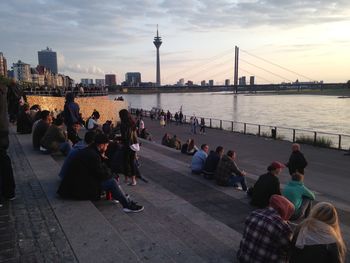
[231,161,245,177]
[301,185,315,200]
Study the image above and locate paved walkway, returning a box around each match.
[1,119,349,262]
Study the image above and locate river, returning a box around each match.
[110,92,350,135]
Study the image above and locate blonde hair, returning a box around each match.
[308,202,346,262]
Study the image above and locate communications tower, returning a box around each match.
[153,25,162,86]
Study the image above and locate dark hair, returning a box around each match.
[84,131,96,145]
[292,173,303,181]
[40,110,50,120]
[92,110,100,119]
[215,146,223,153]
[119,109,136,129]
[201,144,208,150]
[227,150,235,157]
[65,92,75,103]
[53,114,64,126]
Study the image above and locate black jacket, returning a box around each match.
[287,151,308,175]
[250,172,281,208]
[57,145,113,200]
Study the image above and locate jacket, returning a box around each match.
[251,172,281,208]
[215,155,244,186]
[0,84,9,150]
[40,125,66,152]
[57,145,113,200]
[287,151,308,175]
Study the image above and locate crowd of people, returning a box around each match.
[2,90,347,261]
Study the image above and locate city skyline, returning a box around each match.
[1,1,350,84]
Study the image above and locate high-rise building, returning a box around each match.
[13,60,31,82]
[0,52,7,77]
[239,76,246,85]
[201,80,206,86]
[176,78,184,86]
[95,79,105,87]
[225,79,230,86]
[125,72,141,86]
[38,47,58,74]
[153,25,162,86]
[105,74,116,86]
[81,79,93,87]
[250,76,255,85]
[208,80,214,86]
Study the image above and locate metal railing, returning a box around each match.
[130,108,350,150]
[24,90,108,97]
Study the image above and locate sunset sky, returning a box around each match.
[1,0,350,84]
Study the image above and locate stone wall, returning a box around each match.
[26,96,128,124]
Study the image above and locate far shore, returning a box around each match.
[109,87,350,97]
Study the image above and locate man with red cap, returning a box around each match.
[250,161,285,208]
[237,195,295,263]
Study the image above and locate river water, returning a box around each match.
[110,92,350,134]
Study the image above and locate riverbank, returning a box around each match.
[109,87,350,96]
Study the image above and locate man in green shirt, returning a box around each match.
[283,172,315,221]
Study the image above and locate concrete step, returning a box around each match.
[16,133,140,263]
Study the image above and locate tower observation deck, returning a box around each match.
[153,25,162,87]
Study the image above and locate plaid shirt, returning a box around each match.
[237,207,292,263]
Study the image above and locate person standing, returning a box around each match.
[0,82,16,206]
[286,143,308,175]
[119,109,138,186]
[199,117,206,135]
[63,92,81,142]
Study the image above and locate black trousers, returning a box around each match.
[0,149,16,200]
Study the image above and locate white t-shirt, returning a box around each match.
[87,118,99,130]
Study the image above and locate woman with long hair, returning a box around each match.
[119,109,138,186]
[291,202,346,263]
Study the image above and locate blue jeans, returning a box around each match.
[101,178,129,208]
[228,175,247,191]
[59,142,72,156]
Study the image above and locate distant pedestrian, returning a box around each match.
[200,117,206,134]
[179,111,183,125]
[174,112,179,125]
[286,143,308,175]
[159,115,165,127]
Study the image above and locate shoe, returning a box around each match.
[9,196,16,201]
[128,182,137,186]
[0,203,3,208]
[123,201,144,213]
[112,199,119,204]
[234,186,243,191]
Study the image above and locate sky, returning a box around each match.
[1,0,350,85]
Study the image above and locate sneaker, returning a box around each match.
[128,182,137,186]
[0,203,3,208]
[234,186,243,191]
[112,199,119,204]
[9,196,16,201]
[123,201,144,213]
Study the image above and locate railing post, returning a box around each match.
[184,115,186,123]
[293,129,296,142]
[338,135,341,149]
[314,132,317,144]
[244,123,246,134]
[231,121,234,132]
[220,120,222,130]
[258,125,261,136]
[210,119,212,128]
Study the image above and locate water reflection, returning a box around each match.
[110,92,350,135]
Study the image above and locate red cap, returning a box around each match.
[270,161,285,169]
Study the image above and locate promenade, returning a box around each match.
[1,118,349,262]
